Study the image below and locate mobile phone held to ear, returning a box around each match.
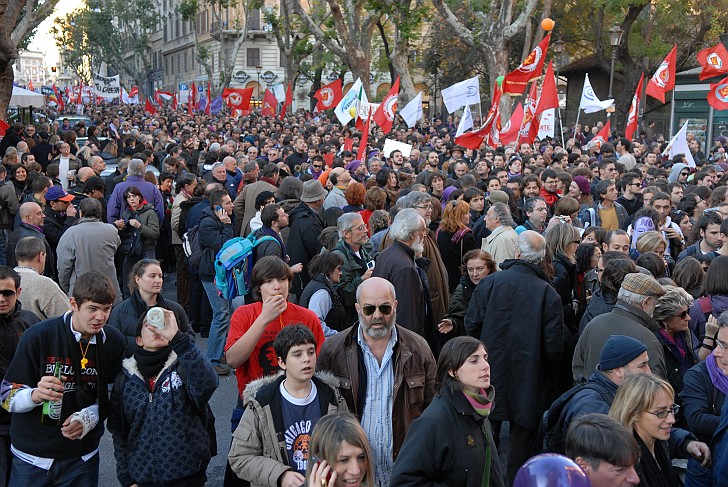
[311,454,333,482]
[215,205,223,212]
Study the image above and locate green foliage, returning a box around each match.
[177,0,199,21]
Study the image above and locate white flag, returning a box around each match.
[537,109,556,139]
[272,84,287,103]
[579,74,614,114]
[399,92,423,128]
[455,105,473,137]
[441,76,480,113]
[334,78,364,125]
[663,120,696,168]
[93,73,121,99]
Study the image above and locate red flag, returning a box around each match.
[343,138,354,152]
[592,120,611,149]
[698,42,728,81]
[314,79,343,111]
[372,76,400,134]
[171,94,178,110]
[707,75,728,110]
[499,103,524,146]
[188,83,197,115]
[129,86,139,98]
[0,120,9,136]
[52,84,65,111]
[625,74,644,141]
[154,89,163,106]
[222,88,254,116]
[502,34,551,95]
[28,80,34,91]
[519,82,540,144]
[456,82,502,150]
[357,113,372,162]
[206,82,212,115]
[279,83,292,120]
[145,97,158,115]
[646,45,677,104]
[534,61,559,117]
[261,88,278,116]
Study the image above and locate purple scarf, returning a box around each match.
[706,351,728,396]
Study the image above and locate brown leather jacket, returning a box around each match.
[316,324,437,460]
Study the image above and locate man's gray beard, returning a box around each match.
[360,311,396,338]
[412,240,425,254]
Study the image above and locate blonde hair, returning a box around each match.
[609,374,674,431]
[306,413,374,486]
[636,231,667,255]
[544,220,581,263]
[439,200,470,233]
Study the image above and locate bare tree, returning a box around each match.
[1,0,61,118]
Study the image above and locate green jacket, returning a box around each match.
[332,238,370,325]
[121,203,160,251]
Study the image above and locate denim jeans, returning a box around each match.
[9,452,99,487]
[202,279,232,366]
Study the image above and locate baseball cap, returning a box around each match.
[45,186,75,202]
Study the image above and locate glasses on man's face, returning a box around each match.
[680,172,690,177]
[646,404,680,419]
[312,165,322,169]
[715,338,728,351]
[361,304,393,316]
[0,290,16,297]
[417,204,433,212]
[350,224,367,232]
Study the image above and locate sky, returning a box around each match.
[27,0,85,67]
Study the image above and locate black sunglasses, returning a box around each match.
[361,304,393,316]
[0,290,16,296]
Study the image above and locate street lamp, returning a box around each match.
[256,65,262,103]
[607,25,624,101]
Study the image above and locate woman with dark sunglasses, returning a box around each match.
[653,286,699,421]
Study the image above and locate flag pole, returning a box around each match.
[558,106,566,148]
[516,82,530,143]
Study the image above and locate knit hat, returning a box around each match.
[573,175,591,195]
[620,273,665,297]
[486,190,509,204]
[598,335,648,371]
[345,160,362,173]
[300,180,328,203]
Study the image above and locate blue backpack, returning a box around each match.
[214,233,279,300]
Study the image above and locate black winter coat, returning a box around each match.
[197,206,233,281]
[465,259,564,429]
[435,228,476,292]
[286,203,323,296]
[681,360,726,443]
[390,385,505,487]
[7,222,56,281]
[42,206,78,258]
[552,253,578,333]
[0,302,40,425]
[578,289,617,336]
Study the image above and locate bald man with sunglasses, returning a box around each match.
[316,277,436,487]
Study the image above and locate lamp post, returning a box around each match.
[607,25,624,101]
[256,65,262,105]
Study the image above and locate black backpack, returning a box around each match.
[537,381,611,454]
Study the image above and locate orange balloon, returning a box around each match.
[541,18,555,31]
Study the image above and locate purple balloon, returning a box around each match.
[513,453,592,487]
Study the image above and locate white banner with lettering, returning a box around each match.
[93,73,121,99]
[537,109,555,139]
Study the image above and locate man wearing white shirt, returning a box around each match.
[50,143,79,190]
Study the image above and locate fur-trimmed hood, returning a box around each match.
[122,350,178,382]
[242,370,339,406]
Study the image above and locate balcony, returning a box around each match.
[160,32,196,54]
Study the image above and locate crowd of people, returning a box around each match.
[1,102,728,487]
